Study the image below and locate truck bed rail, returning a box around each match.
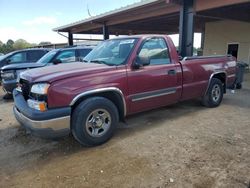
[183,55,232,61]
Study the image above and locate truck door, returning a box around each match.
[127,37,181,114]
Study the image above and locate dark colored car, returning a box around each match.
[0,48,50,69]
[13,35,237,146]
[1,46,94,94]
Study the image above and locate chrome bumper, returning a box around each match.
[14,107,70,138]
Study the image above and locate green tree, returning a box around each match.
[0,41,3,52]
[13,39,32,50]
[0,39,15,53]
[6,39,14,47]
[0,43,13,54]
[5,39,15,53]
[0,39,34,54]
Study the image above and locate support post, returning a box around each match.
[179,0,194,57]
[200,24,205,56]
[103,24,109,40]
[68,32,73,46]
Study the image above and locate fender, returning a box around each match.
[205,71,227,95]
[70,87,127,116]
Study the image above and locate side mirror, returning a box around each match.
[53,59,62,65]
[132,55,150,69]
[6,59,11,64]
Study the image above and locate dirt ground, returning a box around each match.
[0,73,249,188]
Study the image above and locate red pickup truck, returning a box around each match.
[13,35,236,146]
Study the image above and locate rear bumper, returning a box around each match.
[13,89,71,138]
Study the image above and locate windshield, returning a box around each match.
[37,50,58,64]
[84,38,138,66]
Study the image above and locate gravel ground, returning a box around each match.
[0,73,249,188]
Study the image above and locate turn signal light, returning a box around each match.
[27,99,47,112]
[39,103,47,112]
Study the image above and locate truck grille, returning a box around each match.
[20,79,30,100]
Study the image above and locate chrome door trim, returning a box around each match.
[131,87,177,102]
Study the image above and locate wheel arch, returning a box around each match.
[70,87,126,123]
[206,71,227,94]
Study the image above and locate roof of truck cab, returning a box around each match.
[108,34,170,40]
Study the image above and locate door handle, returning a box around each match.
[168,70,176,75]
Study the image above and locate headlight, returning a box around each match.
[29,83,50,111]
[27,99,47,112]
[31,83,50,95]
[1,71,15,80]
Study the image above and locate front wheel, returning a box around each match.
[202,78,223,108]
[71,97,119,146]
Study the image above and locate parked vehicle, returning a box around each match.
[0,48,50,69]
[1,46,94,95]
[13,35,237,146]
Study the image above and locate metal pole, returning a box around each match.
[68,32,73,46]
[103,24,109,40]
[200,24,206,56]
[179,0,194,57]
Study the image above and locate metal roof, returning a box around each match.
[53,0,250,35]
[53,0,160,32]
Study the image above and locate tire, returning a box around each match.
[71,97,119,146]
[236,83,242,89]
[202,78,223,108]
[3,93,13,100]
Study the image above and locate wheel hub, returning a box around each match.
[94,117,103,128]
[86,109,112,137]
[212,84,221,102]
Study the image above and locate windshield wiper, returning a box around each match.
[90,59,114,66]
[90,60,105,64]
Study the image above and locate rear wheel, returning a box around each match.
[71,97,119,146]
[202,78,223,108]
[236,83,242,89]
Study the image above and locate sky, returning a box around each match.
[0,0,201,47]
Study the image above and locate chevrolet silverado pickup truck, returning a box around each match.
[13,35,236,146]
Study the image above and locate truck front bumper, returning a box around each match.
[13,89,71,138]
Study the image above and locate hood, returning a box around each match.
[20,62,115,83]
[1,62,44,71]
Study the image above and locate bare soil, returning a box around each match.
[0,73,250,188]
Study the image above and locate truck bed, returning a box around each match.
[179,55,236,101]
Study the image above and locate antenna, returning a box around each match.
[87,4,92,17]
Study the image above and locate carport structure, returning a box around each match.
[53,0,250,61]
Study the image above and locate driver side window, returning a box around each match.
[138,38,171,65]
